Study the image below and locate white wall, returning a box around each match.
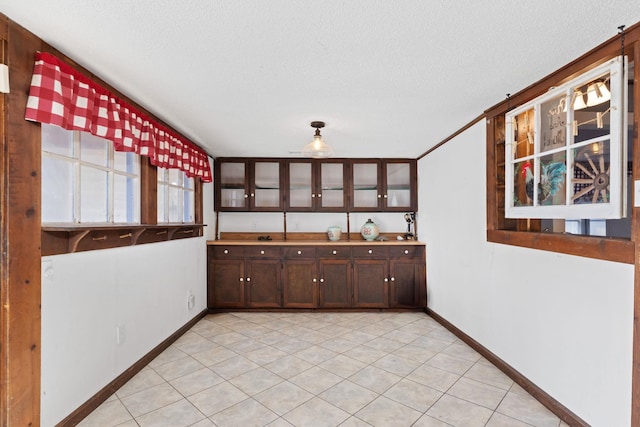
[216,211,412,240]
[41,237,208,426]
[418,120,634,427]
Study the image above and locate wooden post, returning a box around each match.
[631,38,640,427]
[0,19,42,427]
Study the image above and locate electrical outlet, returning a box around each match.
[116,325,126,345]
[187,293,195,310]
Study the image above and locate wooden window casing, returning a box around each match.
[486,25,640,265]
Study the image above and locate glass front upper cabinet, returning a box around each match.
[217,160,248,210]
[286,160,347,212]
[351,160,381,211]
[383,160,416,211]
[252,160,282,211]
[216,159,283,211]
[216,158,416,213]
[350,159,416,211]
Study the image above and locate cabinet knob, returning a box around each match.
[239,278,244,282]
[384,194,388,198]
[313,278,317,282]
[320,278,324,283]
[311,194,315,198]
[391,277,395,282]
[317,193,322,198]
[297,250,302,255]
[377,194,381,198]
[244,194,249,198]
[368,249,373,254]
[404,250,409,254]
[246,277,251,282]
[260,250,265,255]
[384,278,388,282]
[224,249,229,254]
[332,250,337,255]
[250,193,255,197]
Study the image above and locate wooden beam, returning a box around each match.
[140,157,158,225]
[631,38,640,427]
[0,17,42,427]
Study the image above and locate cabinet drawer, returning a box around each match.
[317,247,351,258]
[245,246,281,258]
[283,247,317,259]
[389,246,424,259]
[211,246,245,258]
[352,246,389,259]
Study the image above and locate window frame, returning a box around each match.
[41,126,142,225]
[41,132,205,256]
[485,34,639,265]
[157,167,196,224]
[504,57,627,220]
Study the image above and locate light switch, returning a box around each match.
[635,180,640,207]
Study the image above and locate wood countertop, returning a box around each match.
[207,240,424,246]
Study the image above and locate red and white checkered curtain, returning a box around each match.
[25,52,212,182]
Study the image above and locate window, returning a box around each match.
[41,124,140,224]
[33,53,207,255]
[486,30,637,264]
[505,56,627,219]
[157,167,195,223]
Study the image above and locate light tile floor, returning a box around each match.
[78,312,569,427]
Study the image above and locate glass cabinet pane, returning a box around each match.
[220,161,246,209]
[385,162,411,208]
[253,161,281,208]
[320,163,345,208]
[289,162,313,208]
[352,162,379,209]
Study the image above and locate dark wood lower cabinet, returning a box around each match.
[389,259,426,308]
[353,259,389,308]
[282,260,318,308]
[207,243,426,310]
[208,259,245,308]
[246,259,281,307]
[319,258,352,308]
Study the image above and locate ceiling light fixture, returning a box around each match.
[302,121,333,158]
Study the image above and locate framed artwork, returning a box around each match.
[505,56,628,219]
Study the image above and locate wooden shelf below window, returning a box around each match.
[41,224,205,256]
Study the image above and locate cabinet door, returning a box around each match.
[282,260,317,308]
[246,259,281,307]
[319,259,352,307]
[353,259,388,307]
[389,260,424,308]
[251,160,283,211]
[208,259,245,308]
[287,160,315,211]
[318,161,348,211]
[216,159,249,211]
[351,160,382,211]
[383,160,417,211]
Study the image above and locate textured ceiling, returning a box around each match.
[1,1,639,159]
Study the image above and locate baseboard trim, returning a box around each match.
[426,308,589,427]
[56,309,208,427]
